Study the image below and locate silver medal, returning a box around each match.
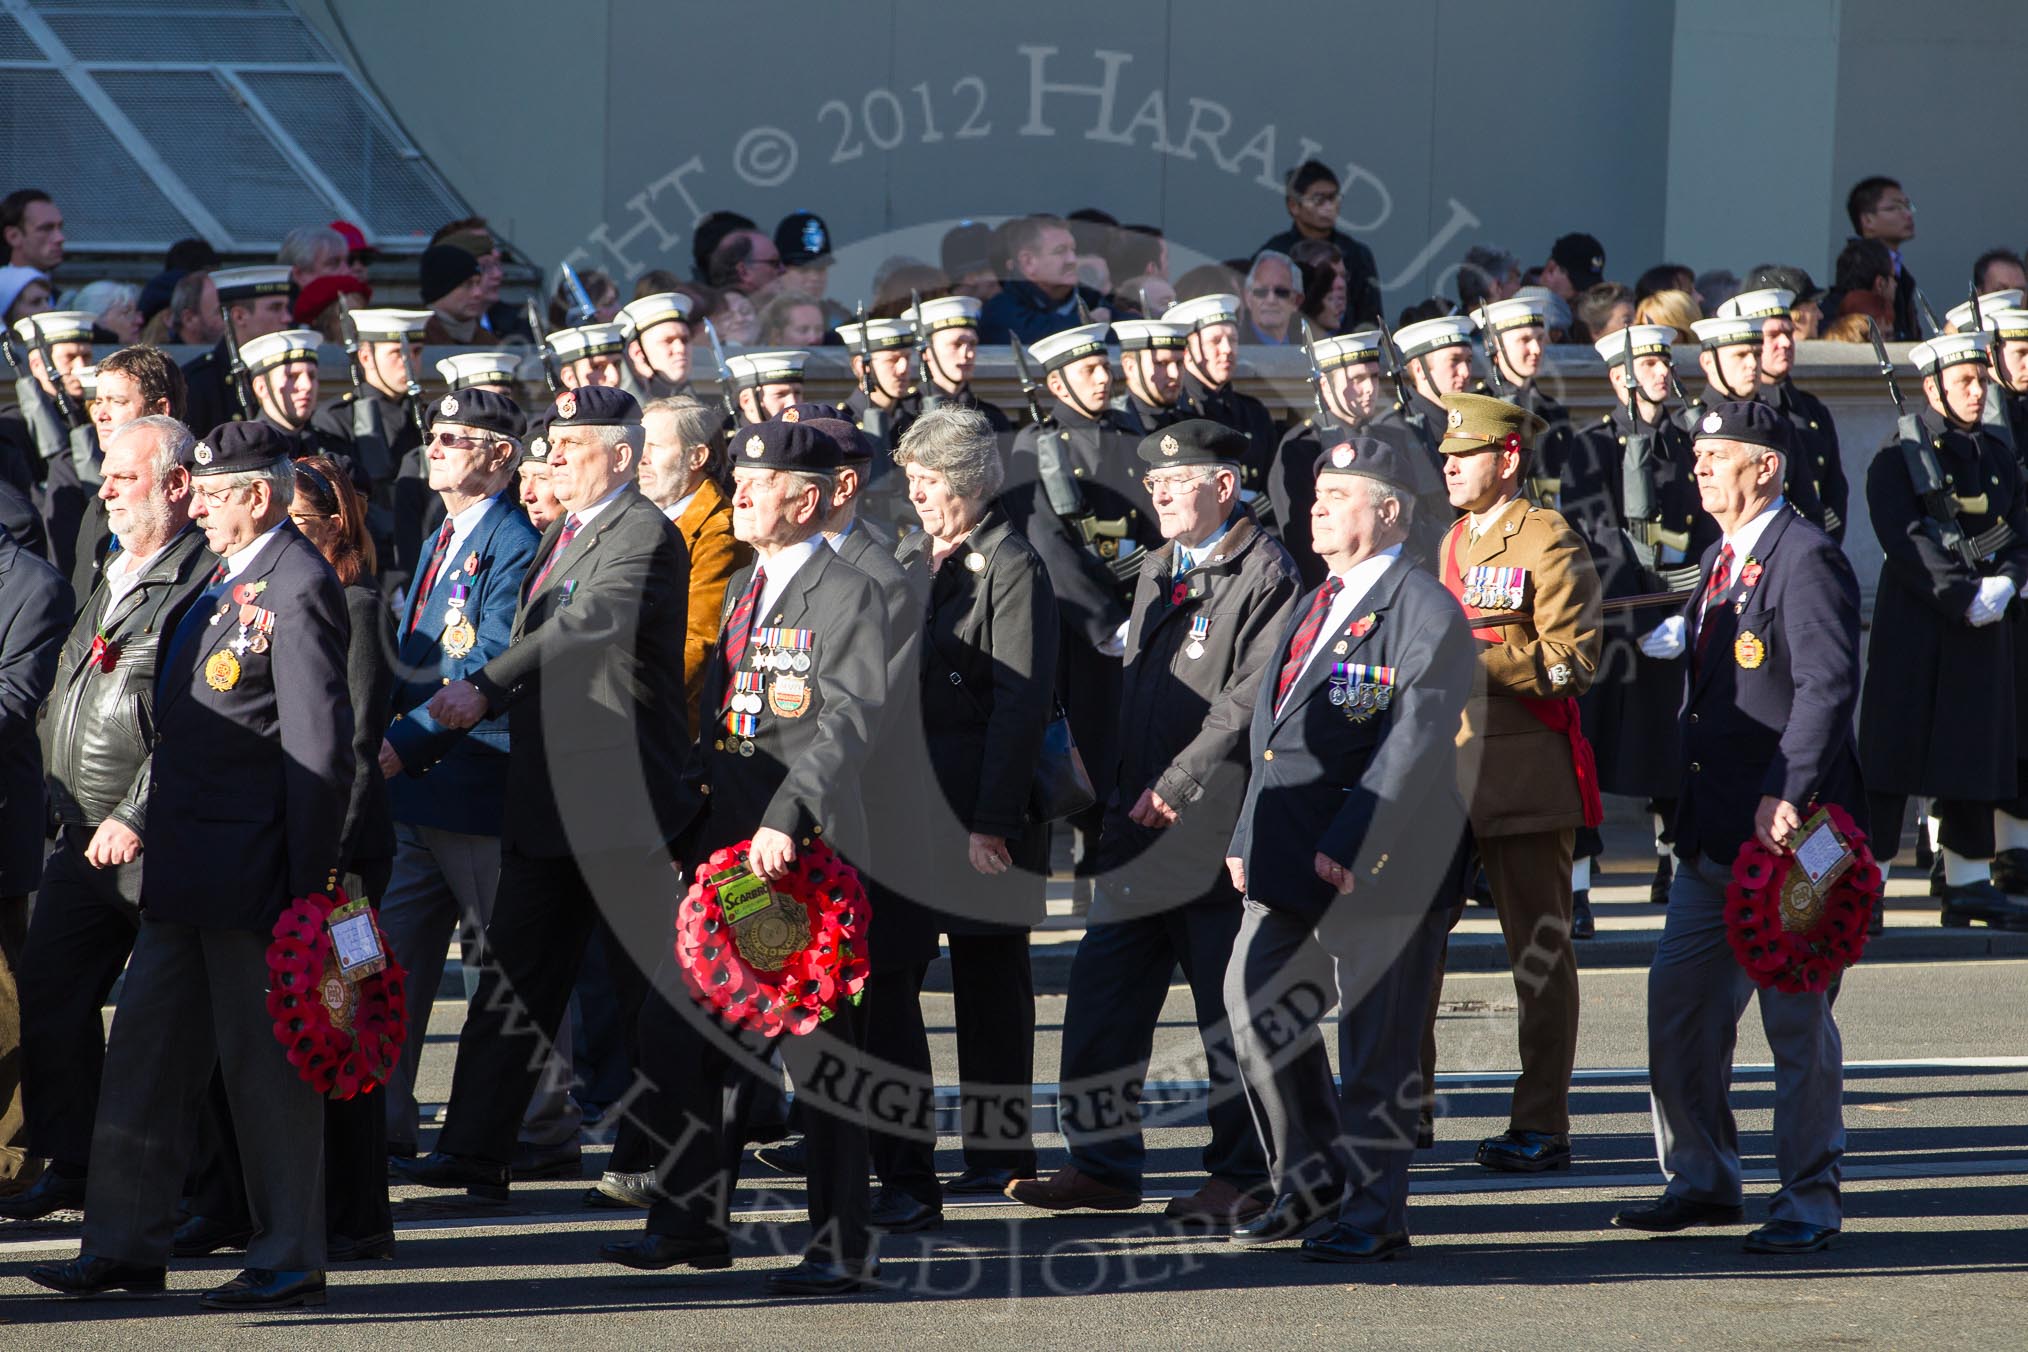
[792,651,811,673]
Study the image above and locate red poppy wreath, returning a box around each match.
[675,838,870,1037]
[266,888,410,1099]
[1725,803,1883,994]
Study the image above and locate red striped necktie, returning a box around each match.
[1693,543,1734,669]
[409,521,455,632]
[718,567,767,708]
[1275,577,1342,709]
[529,514,581,593]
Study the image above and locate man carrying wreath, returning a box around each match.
[603,415,890,1296]
[1612,400,1864,1255]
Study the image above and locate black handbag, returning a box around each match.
[1027,703,1095,823]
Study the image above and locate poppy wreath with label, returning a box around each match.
[265,887,410,1099]
[1724,802,1883,994]
[674,837,871,1037]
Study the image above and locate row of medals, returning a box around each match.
[724,641,814,756]
[441,585,477,660]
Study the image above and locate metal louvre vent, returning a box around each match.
[237,69,465,244]
[0,67,197,246]
[44,11,321,62]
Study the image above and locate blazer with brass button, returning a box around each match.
[1441,500,1604,836]
[1228,554,1472,924]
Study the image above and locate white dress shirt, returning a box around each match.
[1285,544,1402,697]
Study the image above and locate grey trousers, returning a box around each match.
[1223,896,1448,1237]
[378,823,581,1150]
[1647,852,1844,1227]
[83,920,325,1270]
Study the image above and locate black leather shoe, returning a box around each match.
[0,1167,87,1220]
[764,1257,879,1296]
[1476,1130,1572,1174]
[511,1138,583,1181]
[1415,1122,1435,1151]
[1300,1222,1409,1264]
[752,1136,808,1176]
[391,1151,510,1201]
[1611,1194,1746,1232]
[172,1213,254,1257]
[1743,1219,1839,1254]
[946,1167,1031,1196]
[28,1254,165,1297]
[600,1233,734,1271]
[386,1138,418,1161]
[1650,854,1674,905]
[328,1230,395,1262]
[869,1189,944,1233]
[590,1169,666,1209]
[1992,848,2028,894]
[199,1268,327,1310]
[1570,890,1596,940]
[1939,879,2028,930]
[1229,1194,1334,1246]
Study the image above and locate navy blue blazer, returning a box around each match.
[1228,553,1472,924]
[144,523,352,930]
[1674,505,1866,865]
[384,493,540,836]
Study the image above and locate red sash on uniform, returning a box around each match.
[1442,524,1605,829]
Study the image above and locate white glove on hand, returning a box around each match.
[1097,621,1129,658]
[1969,575,2015,626]
[1639,615,1687,659]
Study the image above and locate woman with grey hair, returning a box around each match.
[873,406,1059,1216]
[65,279,140,344]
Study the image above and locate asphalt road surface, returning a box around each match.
[3,951,2023,1349]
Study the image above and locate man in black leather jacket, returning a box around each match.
[3,414,209,1220]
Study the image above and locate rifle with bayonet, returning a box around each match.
[1615,324,1685,583]
[1917,285,1943,339]
[1375,310,1436,458]
[908,287,944,411]
[220,298,255,421]
[1300,317,1341,436]
[1871,315,1978,569]
[702,318,740,431]
[1476,308,1512,400]
[558,261,597,327]
[334,295,398,556]
[8,318,97,483]
[525,296,561,396]
[848,301,894,459]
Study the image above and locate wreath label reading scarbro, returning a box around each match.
[710,860,812,972]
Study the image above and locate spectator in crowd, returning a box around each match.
[279,225,350,291]
[2,189,64,276]
[160,269,223,346]
[1829,237,1898,331]
[431,217,520,342]
[1242,250,1302,345]
[1540,232,1606,304]
[1111,224,1168,288]
[1697,269,1742,317]
[421,244,492,346]
[293,274,371,343]
[691,210,755,285]
[1748,264,1825,340]
[868,263,945,322]
[1818,311,1876,343]
[547,267,620,330]
[1576,281,1633,343]
[978,214,1108,345]
[135,239,219,340]
[1258,160,1381,327]
[940,220,1001,303]
[329,220,376,283]
[1974,248,2028,297]
[706,285,759,346]
[757,291,828,347]
[1635,263,1699,306]
[706,230,787,305]
[1457,245,1521,314]
[1845,175,1921,339]
[1,267,52,327]
[1291,238,1348,334]
[1067,208,1120,301]
[632,269,683,300]
[1634,289,1700,343]
[65,280,141,345]
[774,210,851,331]
[1175,261,1244,306]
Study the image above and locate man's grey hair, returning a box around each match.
[1360,473,1414,524]
[110,413,194,481]
[643,394,726,471]
[893,406,1004,500]
[169,268,212,326]
[279,224,348,274]
[1248,248,1302,294]
[212,457,296,509]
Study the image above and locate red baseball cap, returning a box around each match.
[329,219,376,261]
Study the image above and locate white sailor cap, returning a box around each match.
[1110,319,1189,351]
[12,309,96,345]
[1945,290,2027,333]
[1163,293,1241,333]
[723,350,809,390]
[547,322,627,362]
[437,350,526,390]
[901,295,982,331]
[1312,329,1383,369]
[349,307,433,341]
[1690,316,1763,351]
[239,328,322,374]
[1594,324,1678,366]
[77,364,98,398]
[1911,331,1991,375]
[1717,287,1796,322]
[1473,297,1547,334]
[1393,314,1476,360]
[835,317,914,352]
[210,265,293,304]
[618,292,693,340]
[1983,307,2028,341]
[1028,322,1110,371]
